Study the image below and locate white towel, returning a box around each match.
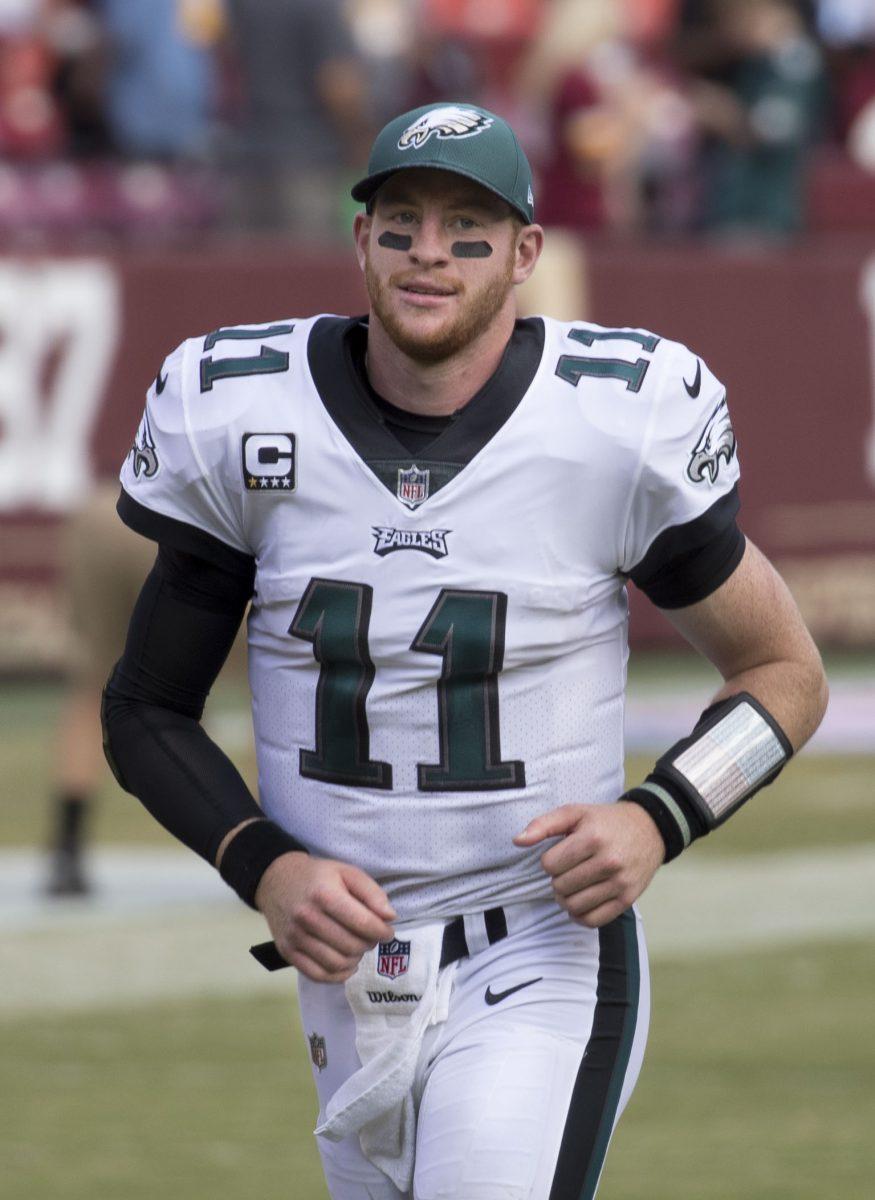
[315,920,456,1192]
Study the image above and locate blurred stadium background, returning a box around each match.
[0,1,873,1197]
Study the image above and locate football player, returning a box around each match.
[102,103,827,1199]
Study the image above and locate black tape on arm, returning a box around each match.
[219,819,307,909]
[622,692,792,862]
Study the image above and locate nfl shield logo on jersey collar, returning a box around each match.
[377,938,411,979]
[397,464,429,510]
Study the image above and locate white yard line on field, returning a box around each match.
[624,676,875,754]
[1,844,873,1017]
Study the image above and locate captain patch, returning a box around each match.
[242,432,296,492]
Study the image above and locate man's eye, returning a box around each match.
[396,211,416,225]
[454,217,477,230]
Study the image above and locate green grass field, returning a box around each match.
[2,664,873,1200]
[3,941,872,1200]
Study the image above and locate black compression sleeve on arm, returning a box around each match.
[101,545,307,901]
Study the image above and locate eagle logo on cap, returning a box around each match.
[398,106,493,150]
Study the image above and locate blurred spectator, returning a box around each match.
[96,0,222,161]
[683,0,827,235]
[816,0,875,47]
[45,483,155,896]
[816,0,875,159]
[0,0,79,159]
[222,0,371,237]
[536,60,608,232]
[347,0,416,126]
[407,0,545,113]
[533,2,697,234]
[45,1,109,159]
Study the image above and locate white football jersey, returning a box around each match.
[119,315,740,920]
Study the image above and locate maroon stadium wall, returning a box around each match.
[1,236,873,671]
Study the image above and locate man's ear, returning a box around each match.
[513,224,545,286]
[353,211,371,271]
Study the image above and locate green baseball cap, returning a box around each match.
[351,102,535,224]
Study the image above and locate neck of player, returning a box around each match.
[364,301,518,418]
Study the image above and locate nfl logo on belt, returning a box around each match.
[377,938,411,980]
[397,465,429,510]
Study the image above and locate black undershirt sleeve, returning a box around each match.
[629,486,746,609]
[101,544,270,866]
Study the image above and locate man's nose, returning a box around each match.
[409,215,450,266]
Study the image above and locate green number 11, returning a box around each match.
[556,327,660,394]
[290,579,525,792]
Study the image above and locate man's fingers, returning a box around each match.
[324,883,395,944]
[555,879,618,917]
[549,860,611,898]
[295,908,377,958]
[289,949,358,985]
[293,934,361,977]
[513,805,585,846]
[569,898,627,929]
[341,865,397,923]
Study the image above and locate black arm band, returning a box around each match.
[622,692,792,862]
[218,819,309,909]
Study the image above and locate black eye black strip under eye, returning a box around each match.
[378,232,412,251]
[452,241,493,258]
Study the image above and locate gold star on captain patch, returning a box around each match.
[247,476,259,489]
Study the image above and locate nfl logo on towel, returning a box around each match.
[377,938,411,979]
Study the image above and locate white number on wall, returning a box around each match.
[0,260,119,511]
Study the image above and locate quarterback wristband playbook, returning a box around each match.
[218,819,308,909]
[623,692,792,861]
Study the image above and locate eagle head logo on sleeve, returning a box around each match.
[686,396,736,484]
[397,106,493,150]
[130,409,159,479]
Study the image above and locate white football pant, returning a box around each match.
[296,901,649,1200]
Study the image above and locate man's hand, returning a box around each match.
[513,802,665,927]
[254,852,397,984]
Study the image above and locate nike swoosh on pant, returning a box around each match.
[484,976,543,1006]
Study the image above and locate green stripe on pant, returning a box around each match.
[548,909,642,1200]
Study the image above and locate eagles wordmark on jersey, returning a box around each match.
[119,314,739,921]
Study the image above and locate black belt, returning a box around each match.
[439,906,508,967]
[250,905,509,973]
